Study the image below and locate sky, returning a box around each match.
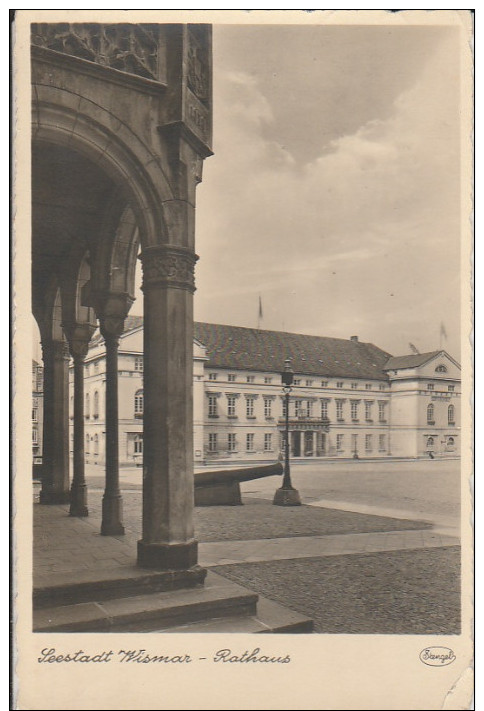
[183,22,463,360]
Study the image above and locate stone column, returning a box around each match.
[65,325,93,517]
[99,314,126,536]
[137,245,199,569]
[39,339,70,504]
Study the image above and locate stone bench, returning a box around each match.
[194,462,283,506]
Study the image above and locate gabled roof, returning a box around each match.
[383,351,444,371]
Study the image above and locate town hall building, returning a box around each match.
[72,316,461,466]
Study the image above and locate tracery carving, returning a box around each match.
[140,246,198,292]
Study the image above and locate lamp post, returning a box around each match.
[273,359,301,506]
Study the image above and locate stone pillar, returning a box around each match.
[39,339,70,504]
[137,245,199,569]
[98,308,129,536]
[65,324,93,517]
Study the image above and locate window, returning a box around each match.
[282,398,287,417]
[208,373,217,381]
[321,381,328,388]
[70,396,74,419]
[365,434,372,452]
[93,391,99,418]
[246,375,255,383]
[352,434,358,453]
[208,395,218,417]
[336,382,343,389]
[306,401,313,417]
[379,434,386,452]
[134,390,143,417]
[351,401,359,420]
[32,408,38,422]
[86,434,90,454]
[85,363,90,376]
[246,433,254,451]
[85,393,90,418]
[228,374,236,382]
[378,402,386,423]
[427,383,434,391]
[306,379,313,387]
[246,397,255,417]
[321,400,328,419]
[264,377,272,384]
[227,395,237,417]
[264,398,272,418]
[134,356,143,372]
[94,360,100,373]
[427,403,434,424]
[365,401,373,421]
[336,400,344,420]
[379,384,386,391]
[295,400,302,417]
[448,404,455,424]
[351,383,358,390]
[365,384,372,390]
[264,433,272,451]
[336,434,344,451]
[426,436,434,448]
[93,434,99,455]
[32,428,38,444]
[134,434,143,454]
[208,433,217,452]
[447,436,455,447]
[228,433,236,452]
[448,385,455,392]
[435,364,447,373]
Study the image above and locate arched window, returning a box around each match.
[448,404,455,424]
[135,390,144,417]
[86,434,90,454]
[93,391,99,418]
[85,393,90,418]
[427,403,434,424]
[93,434,99,455]
[435,364,447,373]
[427,436,434,448]
[447,437,455,447]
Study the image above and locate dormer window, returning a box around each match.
[435,364,447,373]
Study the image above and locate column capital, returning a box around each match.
[93,291,134,340]
[140,245,199,293]
[63,322,96,360]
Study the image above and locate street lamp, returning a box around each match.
[273,358,301,506]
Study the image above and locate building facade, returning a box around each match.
[32,360,44,463]
[71,317,461,466]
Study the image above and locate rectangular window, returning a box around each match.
[365,401,373,420]
[246,375,255,383]
[246,433,254,451]
[228,433,236,451]
[379,384,386,391]
[336,434,344,451]
[378,402,386,423]
[365,434,372,452]
[321,381,328,388]
[94,360,100,373]
[282,399,287,417]
[321,400,328,419]
[208,433,217,452]
[228,374,236,382]
[32,408,38,422]
[379,434,386,452]
[264,377,272,384]
[427,383,434,390]
[336,382,343,389]
[246,397,255,417]
[32,428,38,444]
[351,383,358,389]
[134,356,143,372]
[208,373,217,381]
[134,434,143,454]
[306,400,313,417]
[264,433,272,451]
[295,400,302,417]
[208,395,218,417]
[448,385,455,392]
[306,379,313,387]
[352,434,358,453]
[351,401,359,420]
[227,395,237,417]
[264,398,272,418]
[365,384,372,390]
[293,378,301,385]
[336,400,344,420]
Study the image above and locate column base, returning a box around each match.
[273,487,301,506]
[69,484,88,517]
[137,539,198,570]
[39,490,71,505]
[101,494,125,536]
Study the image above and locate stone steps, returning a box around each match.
[33,571,313,633]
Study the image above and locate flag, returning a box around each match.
[409,342,420,355]
[440,322,447,340]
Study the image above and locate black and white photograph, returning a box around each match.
[13,9,473,710]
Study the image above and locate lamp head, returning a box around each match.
[281,358,294,387]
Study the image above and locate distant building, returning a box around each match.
[32,360,43,463]
[71,317,461,466]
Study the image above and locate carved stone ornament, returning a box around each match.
[140,246,198,292]
[31,23,160,82]
[187,28,209,104]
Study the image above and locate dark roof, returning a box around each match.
[383,351,442,371]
